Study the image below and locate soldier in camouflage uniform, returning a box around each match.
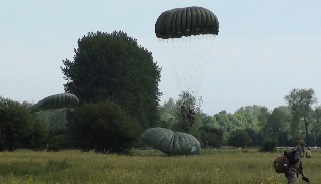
[305,147,312,158]
[285,140,310,184]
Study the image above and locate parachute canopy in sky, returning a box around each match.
[155,6,219,94]
[141,127,201,155]
[31,93,79,111]
[155,6,219,39]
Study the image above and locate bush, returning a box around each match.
[244,128,262,147]
[260,138,278,152]
[227,129,252,148]
[67,101,141,154]
[27,115,49,150]
[199,126,223,148]
[0,97,48,151]
[47,134,66,152]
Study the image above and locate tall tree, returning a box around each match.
[310,106,321,146]
[262,107,289,142]
[285,88,317,143]
[61,31,162,129]
[235,105,265,116]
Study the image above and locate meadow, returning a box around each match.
[0,148,320,184]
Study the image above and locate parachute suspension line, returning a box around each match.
[179,36,191,93]
[172,38,183,91]
[187,36,193,94]
[36,108,67,117]
[159,35,217,97]
[189,35,206,97]
[193,36,202,96]
[179,36,197,95]
[159,38,183,91]
[179,36,192,94]
[170,38,184,91]
[46,108,67,117]
[193,35,217,96]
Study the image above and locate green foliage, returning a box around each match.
[61,31,161,129]
[47,134,66,152]
[262,107,289,139]
[27,115,49,150]
[244,128,262,147]
[260,138,278,152]
[285,88,317,143]
[256,107,270,127]
[227,129,252,148]
[235,105,265,116]
[0,97,48,151]
[173,91,202,133]
[67,101,140,154]
[199,126,223,147]
[157,88,321,148]
[158,98,176,129]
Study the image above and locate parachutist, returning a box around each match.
[187,107,195,127]
[181,104,195,126]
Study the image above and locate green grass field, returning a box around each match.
[0,148,320,184]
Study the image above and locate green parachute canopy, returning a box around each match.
[141,128,201,155]
[31,93,79,112]
[155,6,219,94]
[155,6,219,39]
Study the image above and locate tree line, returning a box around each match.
[1,30,320,153]
[159,88,321,148]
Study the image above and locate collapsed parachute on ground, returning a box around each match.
[31,93,79,112]
[141,128,201,155]
[155,6,219,39]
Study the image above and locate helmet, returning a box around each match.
[296,140,305,146]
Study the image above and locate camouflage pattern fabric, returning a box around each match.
[284,145,304,184]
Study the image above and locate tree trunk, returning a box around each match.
[304,117,309,144]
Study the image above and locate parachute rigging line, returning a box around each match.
[156,6,219,96]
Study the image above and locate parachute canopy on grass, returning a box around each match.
[141,128,201,155]
[31,93,79,112]
[155,6,219,39]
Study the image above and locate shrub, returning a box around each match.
[260,138,278,152]
[27,115,49,150]
[0,97,48,151]
[47,134,66,152]
[67,101,141,154]
[227,129,252,148]
[199,126,223,148]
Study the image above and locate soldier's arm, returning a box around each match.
[293,146,303,163]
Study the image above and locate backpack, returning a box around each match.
[273,155,289,173]
[273,147,297,173]
[284,148,296,163]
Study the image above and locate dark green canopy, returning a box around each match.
[31,93,79,112]
[155,6,219,39]
[141,128,201,155]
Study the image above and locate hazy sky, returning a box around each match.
[1,0,321,115]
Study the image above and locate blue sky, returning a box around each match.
[1,0,321,115]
